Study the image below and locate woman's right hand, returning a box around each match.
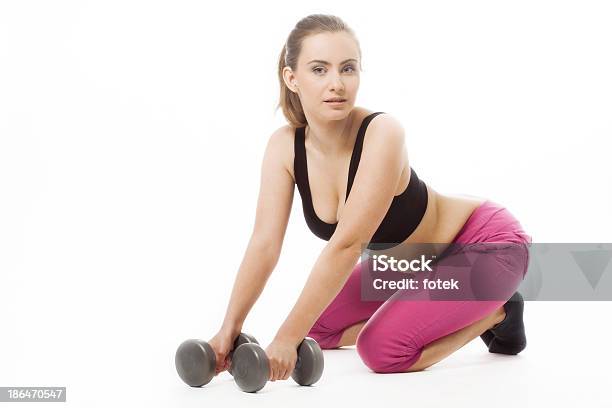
[208,327,240,375]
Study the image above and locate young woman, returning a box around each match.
[207,14,532,381]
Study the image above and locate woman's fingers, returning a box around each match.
[269,361,291,381]
[269,364,277,381]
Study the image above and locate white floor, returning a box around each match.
[168,301,610,407]
[2,302,610,407]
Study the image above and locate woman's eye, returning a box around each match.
[313,65,356,74]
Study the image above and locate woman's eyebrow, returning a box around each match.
[307,58,358,65]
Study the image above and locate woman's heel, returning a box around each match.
[488,336,526,355]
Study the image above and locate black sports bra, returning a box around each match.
[294,111,429,250]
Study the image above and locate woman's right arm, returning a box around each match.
[217,126,295,338]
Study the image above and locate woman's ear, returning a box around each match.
[283,67,299,93]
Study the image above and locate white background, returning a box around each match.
[1,0,611,407]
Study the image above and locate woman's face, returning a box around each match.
[285,31,361,120]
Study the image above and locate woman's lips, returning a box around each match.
[325,100,346,105]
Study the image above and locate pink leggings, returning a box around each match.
[306,200,532,373]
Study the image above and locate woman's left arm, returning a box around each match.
[267,114,408,381]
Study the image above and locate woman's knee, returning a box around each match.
[355,323,422,373]
[307,320,343,349]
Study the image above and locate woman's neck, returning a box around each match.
[305,110,356,155]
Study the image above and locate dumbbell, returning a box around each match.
[175,332,258,387]
[231,336,324,393]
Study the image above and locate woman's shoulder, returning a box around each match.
[264,124,298,183]
[365,110,404,134]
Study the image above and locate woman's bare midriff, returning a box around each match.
[384,185,487,259]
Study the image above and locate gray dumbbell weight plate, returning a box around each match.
[228,333,259,376]
[291,337,324,386]
[232,343,270,393]
[175,339,216,387]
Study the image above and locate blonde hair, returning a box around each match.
[276,14,362,128]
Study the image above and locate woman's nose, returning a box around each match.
[329,75,345,90]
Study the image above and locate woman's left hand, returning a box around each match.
[265,339,298,381]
